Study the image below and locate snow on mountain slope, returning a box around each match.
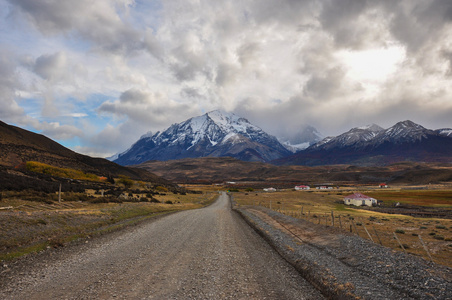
[311,124,384,150]
[277,120,452,166]
[435,128,452,138]
[114,110,291,165]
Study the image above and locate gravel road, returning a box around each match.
[0,192,324,299]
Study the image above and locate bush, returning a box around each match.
[420,226,428,229]
[118,175,133,189]
[395,229,405,234]
[155,186,168,192]
[436,225,446,229]
[164,200,173,204]
[433,235,445,240]
[150,198,161,203]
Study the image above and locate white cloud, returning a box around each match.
[1,0,452,156]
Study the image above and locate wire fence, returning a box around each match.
[247,199,443,265]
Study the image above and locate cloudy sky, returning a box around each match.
[1,0,452,157]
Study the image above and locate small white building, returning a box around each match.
[295,185,310,190]
[263,187,276,192]
[343,193,377,207]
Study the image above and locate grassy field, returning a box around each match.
[0,189,217,262]
[230,186,452,268]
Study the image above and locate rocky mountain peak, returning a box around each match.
[113,110,291,165]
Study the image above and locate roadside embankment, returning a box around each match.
[234,204,452,299]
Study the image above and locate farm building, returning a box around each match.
[379,183,388,188]
[295,185,310,190]
[343,193,377,207]
[263,187,276,192]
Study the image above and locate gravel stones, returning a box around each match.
[237,206,452,299]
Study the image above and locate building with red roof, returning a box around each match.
[343,192,377,207]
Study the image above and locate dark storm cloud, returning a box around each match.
[8,0,157,56]
[2,0,452,156]
[33,52,67,80]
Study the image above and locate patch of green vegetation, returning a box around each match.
[334,203,351,211]
[0,242,49,262]
[117,175,134,188]
[395,229,405,234]
[26,161,101,182]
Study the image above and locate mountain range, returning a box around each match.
[277,120,452,166]
[114,110,452,167]
[114,110,292,165]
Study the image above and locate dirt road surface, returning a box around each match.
[0,192,324,299]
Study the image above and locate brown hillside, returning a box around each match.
[0,120,168,184]
[137,157,452,186]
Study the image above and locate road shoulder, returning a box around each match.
[235,204,452,299]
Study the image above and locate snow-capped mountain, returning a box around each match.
[114,110,292,165]
[279,125,323,152]
[310,124,383,150]
[276,120,452,166]
[435,128,452,137]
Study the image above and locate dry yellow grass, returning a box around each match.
[0,188,218,262]
[231,187,452,268]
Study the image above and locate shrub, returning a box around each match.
[118,175,133,189]
[150,198,161,203]
[420,226,428,229]
[25,161,100,182]
[429,232,436,236]
[433,235,445,240]
[435,225,446,229]
[155,186,168,192]
[164,200,173,204]
[395,229,405,234]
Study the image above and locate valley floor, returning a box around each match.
[0,193,323,299]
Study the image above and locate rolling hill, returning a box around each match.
[0,120,170,185]
[136,157,452,186]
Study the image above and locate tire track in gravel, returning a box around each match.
[0,192,324,299]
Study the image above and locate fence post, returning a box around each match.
[338,215,342,230]
[58,183,62,203]
[331,211,334,227]
[351,219,360,237]
[363,224,374,242]
[393,232,406,253]
[418,235,433,262]
[372,227,383,246]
